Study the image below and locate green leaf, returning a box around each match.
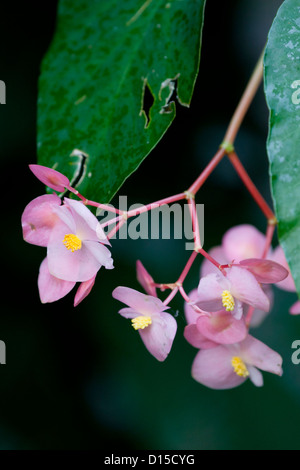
[37,0,206,203]
[264,0,300,296]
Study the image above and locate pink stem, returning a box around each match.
[107,219,126,240]
[177,251,198,285]
[163,287,179,306]
[188,147,226,195]
[126,192,186,218]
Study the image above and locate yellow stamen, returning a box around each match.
[222,289,235,311]
[63,233,82,252]
[231,356,249,378]
[131,316,152,330]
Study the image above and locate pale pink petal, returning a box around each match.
[21,194,61,246]
[249,286,273,328]
[200,246,228,277]
[239,335,283,376]
[227,267,270,312]
[84,241,114,270]
[117,307,140,319]
[63,198,109,244]
[47,223,104,282]
[136,260,157,297]
[196,310,248,344]
[222,224,267,262]
[139,312,177,361]
[191,346,246,389]
[112,287,168,315]
[53,204,77,232]
[248,365,263,387]
[184,324,219,349]
[289,300,300,315]
[270,245,296,292]
[38,258,75,303]
[29,164,69,192]
[239,258,288,284]
[74,276,96,307]
[196,273,230,312]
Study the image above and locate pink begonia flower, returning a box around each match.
[22,193,112,304]
[29,164,70,192]
[184,289,247,346]
[195,266,270,320]
[112,286,177,361]
[136,260,157,297]
[47,197,113,282]
[21,194,61,246]
[191,334,283,390]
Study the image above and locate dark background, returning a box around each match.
[2,0,300,450]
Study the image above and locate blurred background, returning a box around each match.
[2,0,300,450]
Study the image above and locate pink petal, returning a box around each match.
[112,287,168,315]
[239,335,283,376]
[248,366,263,387]
[239,258,288,284]
[38,258,75,303]
[139,311,177,361]
[64,198,109,245]
[227,267,270,312]
[84,241,114,270]
[136,260,157,296]
[21,194,61,246]
[29,164,70,192]
[74,276,96,307]
[270,245,296,292]
[184,324,218,349]
[191,346,247,390]
[196,310,248,344]
[289,300,300,315]
[249,286,273,328]
[222,224,267,262]
[195,273,230,312]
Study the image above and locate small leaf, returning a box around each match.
[264,0,300,297]
[37,0,206,203]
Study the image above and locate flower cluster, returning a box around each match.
[183,224,294,389]
[22,165,298,390]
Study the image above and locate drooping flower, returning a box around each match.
[112,286,177,361]
[195,266,270,320]
[191,334,283,389]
